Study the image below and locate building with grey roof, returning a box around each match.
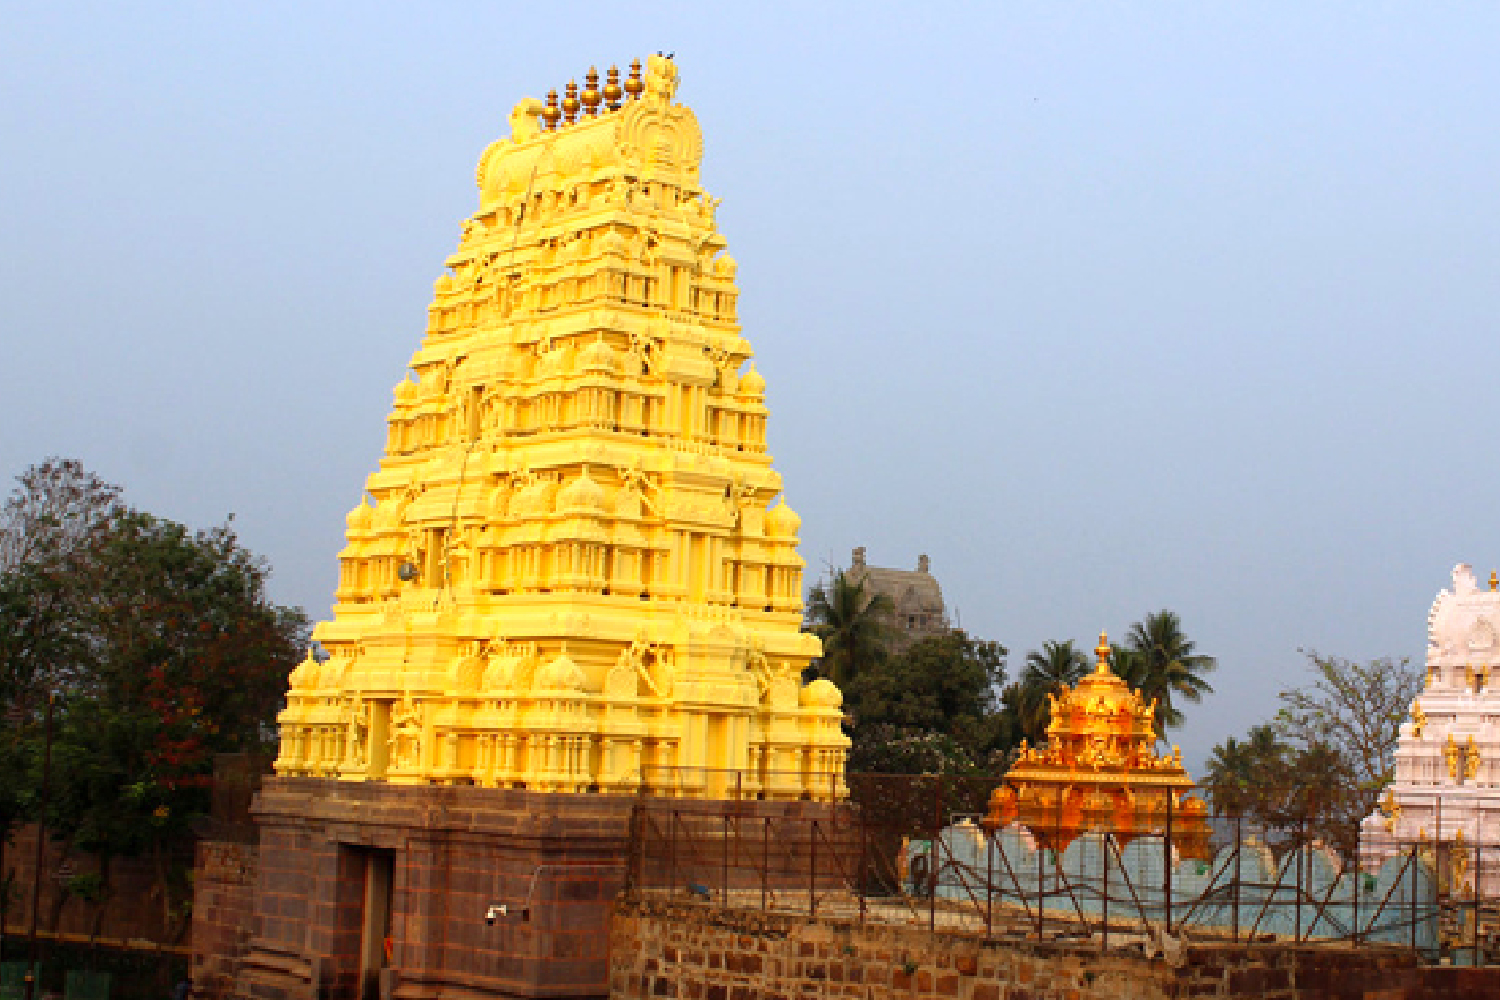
[845,546,952,656]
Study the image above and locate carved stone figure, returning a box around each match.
[389,696,423,770]
[508,97,543,143]
[644,54,679,101]
[345,699,371,767]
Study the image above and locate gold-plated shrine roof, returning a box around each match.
[986,632,1210,858]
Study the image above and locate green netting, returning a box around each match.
[63,970,109,1000]
[0,963,32,1000]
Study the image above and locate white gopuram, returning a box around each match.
[1362,563,1500,891]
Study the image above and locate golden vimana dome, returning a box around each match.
[985,633,1211,858]
[274,56,848,801]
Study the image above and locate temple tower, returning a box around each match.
[1363,563,1500,891]
[206,60,850,1000]
[273,55,846,801]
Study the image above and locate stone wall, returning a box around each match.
[2,823,191,948]
[192,841,259,1000]
[610,898,1500,1000]
[230,778,638,1000]
[213,779,849,1000]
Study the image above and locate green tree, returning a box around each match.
[1204,723,1287,818]
[844,631,1011,837]
[1206,651,1418,855]
[846,724,981,776]
[1012,640,1090,744]
[0,460,124,925]
[844,629,1009,767]
[47,509,307,940]
[0,460,123,705]
[804,569,893,689]
[1124,610,1216,736]
[1275,650,1419,803]
[1273,650,1420,851]
[0,460,308,940]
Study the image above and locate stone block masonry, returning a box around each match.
[230,778,638,1000]
[192,840,259,1000]
[610,898,1500,1000]
[195,779,858,1000]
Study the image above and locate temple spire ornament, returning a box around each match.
[604,65,623,110]
[273,56,845,801]
[582,67,602,116]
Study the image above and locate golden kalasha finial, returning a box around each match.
[542,89,561,130]
[1094,631,1111,672]
[604,65,623,110]
[1490,570,1497,591]
[582,67,601,116]
[562,81,580,125]
[625,58,644,100]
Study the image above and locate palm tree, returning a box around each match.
[1108,644,1147,693]
[1205,725,1284,816]
[803,570,893,688]
[1204,735,1251,814]
[1124,610,1216,737]
[1200,728,1284,821]
[1015,640,1090,743]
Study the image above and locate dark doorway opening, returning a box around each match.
[356,849,394,1000]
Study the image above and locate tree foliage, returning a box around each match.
[996,613,1214,751]
[1205,651,1419,855]
[0,459,309,934]
[1003,640,1090,745]
[844,630,1010,773]
[1274,650,1419,801]
[1121,610,1217,736]
[0,461,125,706]
[804,570,893,688]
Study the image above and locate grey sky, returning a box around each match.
[4,3,1497,772]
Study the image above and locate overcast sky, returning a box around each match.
[5,3,1498,772]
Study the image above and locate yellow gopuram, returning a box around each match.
[274,57,847,801]
[984,634,1211,859]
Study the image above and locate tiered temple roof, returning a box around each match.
[985,634,1210,858]
[1363,563,1500,892]
[274,56,847,801]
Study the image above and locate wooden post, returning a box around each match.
[1102,831,1110,952]
[1232,814,1242,943]
[1164,793,1173,935]
[760,816,768,911]
[809,817,818,917]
